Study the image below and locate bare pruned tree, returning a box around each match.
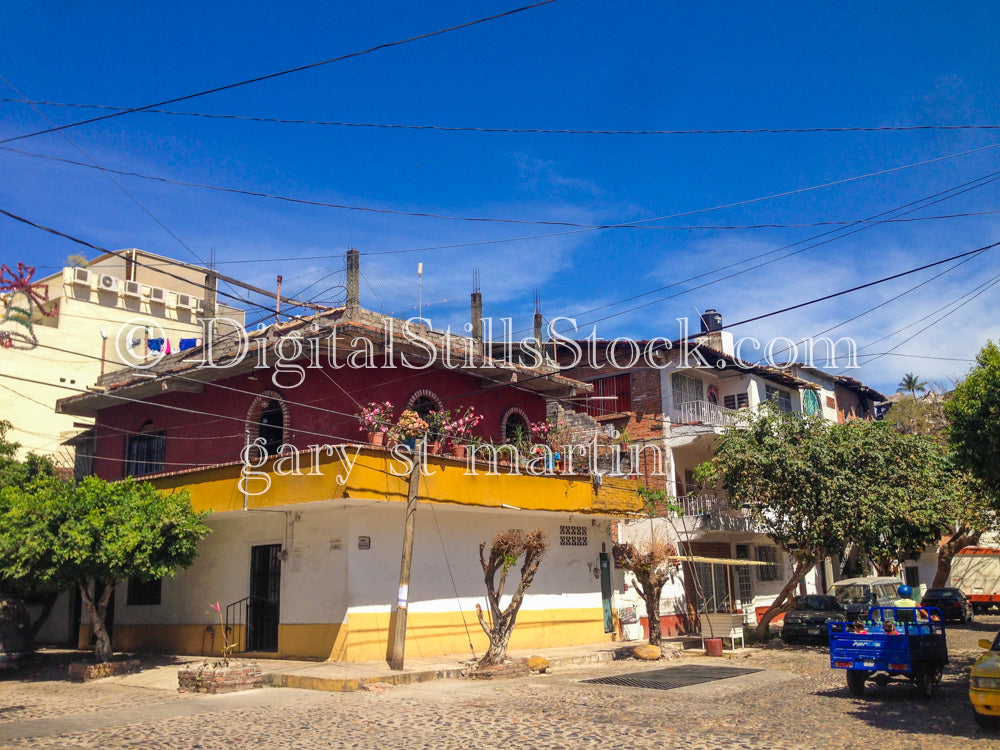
[613,533,679,646]
[475,529,548,668]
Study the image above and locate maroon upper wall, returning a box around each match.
[92,358,546,480]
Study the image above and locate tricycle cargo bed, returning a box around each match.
[828,607,948,698]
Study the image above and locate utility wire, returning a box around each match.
[6,98,1000,135]
[0,1,558,145]
[754,246,996,365]
[853,272,1000,366]
[550,172,1000,334]
[4,139,998,229]
[0,75,207,268]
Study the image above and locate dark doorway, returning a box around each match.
[247,544,281,652]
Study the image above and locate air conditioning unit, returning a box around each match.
[176,294,200,311]
[98,274,120,293]
[69,267,92,286]
[122,280,142,298]
[148,287,167,304]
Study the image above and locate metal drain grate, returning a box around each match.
[582,665,763,691]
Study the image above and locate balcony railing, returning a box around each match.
[669,495,753,534]
[672,400,739,427]
[673,495,734,517]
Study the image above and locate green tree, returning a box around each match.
[945,341,1000,499]
[897,372,928,399]
[931,472,994,587]
[0,420,62,636]
[887,394,947,443]
[0,419,56,488]
[0,476,209,662]
[698,404,850,637]
[831,419,951,575]
[883,391,993,587]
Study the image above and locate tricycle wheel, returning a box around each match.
[846,670,867,696]
[915,669,938,698]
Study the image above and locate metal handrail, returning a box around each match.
[673,400,739,427]
[224,596,250,653]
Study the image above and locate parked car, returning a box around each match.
[782,595,846,644]
[970,632,1000,727]
[827,577,902,621]
[921,587,973,623]
[0,596,33,669]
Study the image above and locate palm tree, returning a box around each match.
[897,372,928,399]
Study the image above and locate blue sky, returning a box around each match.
[2,1,999,395]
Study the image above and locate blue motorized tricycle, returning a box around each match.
[828,606,948,698]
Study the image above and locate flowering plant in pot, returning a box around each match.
[390,409,429,446]
[441,407,483,456]
[356,401,393,444]
[422,409,450,453]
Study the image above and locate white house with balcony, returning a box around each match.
[563,311,872,638]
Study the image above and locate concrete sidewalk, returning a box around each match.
[112,638,693,693]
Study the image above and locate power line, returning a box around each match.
[549,172,1000,334]
[4,139,998,230]
[0,1,558,145]
[754,246,996,365]
[19,242,994,464]
[0,75,209,269]
[6,98,1000,135]
[854,271,1000,367]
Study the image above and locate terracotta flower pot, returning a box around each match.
[427,441,441,455]
[367,431,385,446]
[450,444,467,459]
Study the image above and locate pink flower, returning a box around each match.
[210,601,221,613]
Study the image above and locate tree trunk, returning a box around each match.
[478,609,515,668]
[29,592,59,640]
[933,528,979,588]
[635,578,663,646]
[756,559,815,638]
[79,580,117,663]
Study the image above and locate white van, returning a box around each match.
[827,577,903,620]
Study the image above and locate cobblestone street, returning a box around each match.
[3,618,1000,749]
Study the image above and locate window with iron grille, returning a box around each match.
[765,385,792,413]
[754,545,781,581]
[581,374,631,417]
[723,392,749,410]
[125,430,166,477]
[560,525,588,546]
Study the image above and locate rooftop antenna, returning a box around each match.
[417,262,423,320]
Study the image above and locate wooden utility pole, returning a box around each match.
[386,464,421,669]
[275,275,283,325]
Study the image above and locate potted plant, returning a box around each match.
[441,407,483,458]
[391,409,428,450]
[424,409,450,454]
[355,401,393,446]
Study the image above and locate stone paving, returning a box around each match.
[3,619,1000,749]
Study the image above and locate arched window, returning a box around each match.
[406,389,443,439]
[258,401,284,455]
[501,407,530,446]
[245,390,289,458]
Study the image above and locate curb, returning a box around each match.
[263,649,629,693]
[263,666,466,693]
